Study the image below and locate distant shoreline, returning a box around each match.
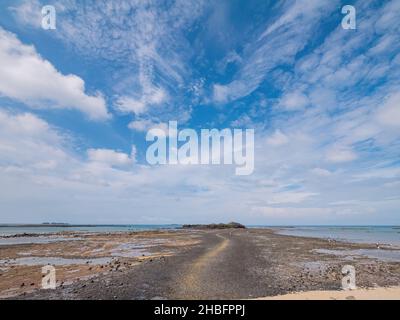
[0,224,398,227]
[0,224,182,228]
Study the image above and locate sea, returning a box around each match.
[0,224,399,246]
[272,226,400,246]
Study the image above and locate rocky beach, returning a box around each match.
[0,228,399,300]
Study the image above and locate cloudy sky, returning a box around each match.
[0,0,399,225]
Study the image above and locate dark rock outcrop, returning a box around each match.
[182,222,246,230]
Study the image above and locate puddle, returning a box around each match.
[111,243,151,258]
[0,236,82,246]
[314,248,400,262]
[109,239,170,258]
[297,261,328,272]
[0,256,112,266]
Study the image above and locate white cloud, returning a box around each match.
[252,206,334,219]
[87,148,136,168]
[216,50,242,74]
[213,84,230,104]
[114,87,167,115]
[309,88,337,110]
[352,167,400,181]
[325,145,357,163]
[266,191,318,205]
[376,92,400,127]
[128,119,154,132]
[0,109,69,170]
[311,167,332,177]
[8,0,43,28]
[279,91,309,110]
[0,28,109,120]
[128,119,168,134]
[114,96,146,115]
[266,130,289,146]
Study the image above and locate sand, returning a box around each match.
[258,286,400,300]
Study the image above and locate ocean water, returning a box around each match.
[275,226,400,246]
[313,248,400,262]
[0,224,181,236]
[2,225,399,247]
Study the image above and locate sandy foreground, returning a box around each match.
[258,286,400,300]
[0,228,399,299]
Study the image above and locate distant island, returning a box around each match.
[182,222,246,229]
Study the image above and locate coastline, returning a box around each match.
[0,228,399,300]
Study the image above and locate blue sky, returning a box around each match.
[0,0,399,225]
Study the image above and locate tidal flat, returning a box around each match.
[0,228,399,299]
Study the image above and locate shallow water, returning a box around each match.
[276,226,400,246]
[297,261,328,272]
[0,236,82,246]
[0,256,113,266]
[111,243,152,258]
[110,239,171,257]
[314,248,400,262]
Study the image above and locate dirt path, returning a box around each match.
[170,230,273,299]
[176,233,230,298]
